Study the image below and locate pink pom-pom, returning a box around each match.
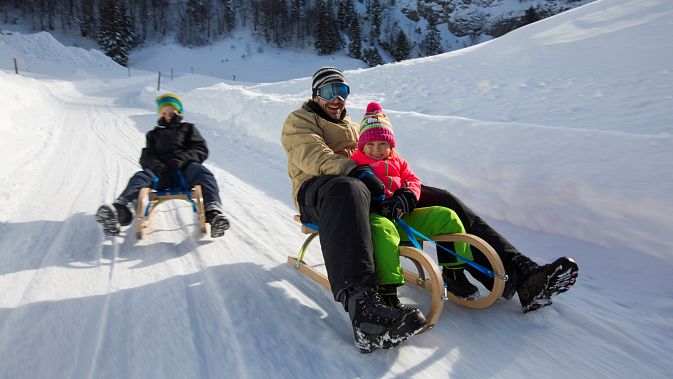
[366,102,382,114]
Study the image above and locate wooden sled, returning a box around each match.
[287,215,507,333]
[135,185,207,239]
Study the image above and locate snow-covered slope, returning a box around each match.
[1,0,671,377]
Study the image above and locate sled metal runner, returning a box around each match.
[288,215,506,333]
[135,185,207,239]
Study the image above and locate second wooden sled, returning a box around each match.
[288,215,507,333]
[135,185,207,239]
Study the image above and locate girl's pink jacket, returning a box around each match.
[351,149,422,200]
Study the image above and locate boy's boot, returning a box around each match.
[205,202,230,238]
[348,288,427,353]
[95,203,132,236]
[514,255,579,313]
[114,202,133,226]
[442,266,479,299]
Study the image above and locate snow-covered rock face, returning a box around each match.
[415,0,593,37]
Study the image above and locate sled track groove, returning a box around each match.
[73,237,120,379]
[170,208,249,378]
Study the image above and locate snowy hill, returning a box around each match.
[1,0,672,377]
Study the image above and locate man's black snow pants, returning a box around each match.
[297,175,378,308]
[417,185,523,290]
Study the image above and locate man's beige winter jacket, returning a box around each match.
[281,101,359,208]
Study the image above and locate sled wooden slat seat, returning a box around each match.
[288,214,507,332]
[135,185,207,239]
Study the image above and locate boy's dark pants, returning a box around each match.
[417,185,523,289]
[117,162,222,206]
[298,175,378,309]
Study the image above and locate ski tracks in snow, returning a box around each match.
[0,77,157,377]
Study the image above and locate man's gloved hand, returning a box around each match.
[379,188,417,219]
[167,158,183,171]
[347,165,386,203]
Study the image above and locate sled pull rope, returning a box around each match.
[396,216,504,280]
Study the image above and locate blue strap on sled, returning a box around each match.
[302,221,319,232]
[299,215,495,279]
[143,171,197,217]
[396,216,496,279]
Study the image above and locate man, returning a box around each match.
[283,67,580,347]
[281,67,428,353]
[96,93,230,238]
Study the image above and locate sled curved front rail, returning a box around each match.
[135,185,206,239]
[407,234,506,309]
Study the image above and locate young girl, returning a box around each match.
[352,102,478,307]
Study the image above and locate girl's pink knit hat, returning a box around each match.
[358,102,396,151]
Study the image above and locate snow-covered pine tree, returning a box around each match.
[178,0,211,46]
[368,0,382,43]
[290,0,306,48]
[337,0,356,33]
[97,0,135,67]
[347,16,362,59]
[391,30,410,61]
[326,0,343,51]
[362,47,384,67]
[314,0,342,55]
[80,0,97,39]
[120,4,135,49]
[422,14,443,56]
[314,0,330,54]
[265,0,290,46]
[223,0,236,33]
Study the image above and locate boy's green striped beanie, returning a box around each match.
[156,93,183,115]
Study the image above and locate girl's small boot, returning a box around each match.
[442,266,479,299]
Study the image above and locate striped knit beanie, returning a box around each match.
[311,67,347,97]
[358,102,396,151]
[156,93,184,115]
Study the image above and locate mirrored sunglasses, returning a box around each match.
[317,82,350,101]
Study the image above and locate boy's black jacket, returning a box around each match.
[139,115,208,176]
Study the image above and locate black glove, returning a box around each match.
[379,188,417,219]
[167,157,183,171]
[348,165,385,203]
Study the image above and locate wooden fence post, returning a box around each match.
[157,71,161,91]
[13,57,19,75]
